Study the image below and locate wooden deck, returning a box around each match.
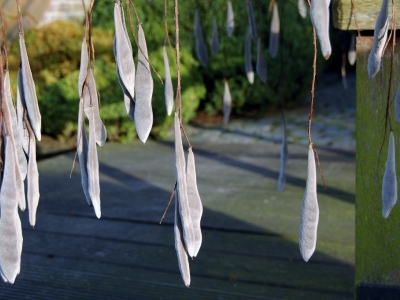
[1,140,355,299]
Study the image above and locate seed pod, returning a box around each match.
[256,38,267,83]
[382,131,397,218]
[298,0,307,18]
[226,1,234,37]
[245,28,254,84]
[83,69,107,147]
[186,148,203,257]
[368,0,389,78]
[77,99,91,206]
[0,133,23,284]
[26,123,40,227]
[223,80,231,125]
[299,144,319,262]
[348,32,357,66]
[269,3,280,58]
[174,112,195,257]
[247,0,257,40]
[87,107,101,219]
[278,121,288,192]
[210,17,219,56]
[78,38,89,97]
[163,46,174,116]
[395,86,400,123]
[114,0,135,100]
[194,10,208,67]
[115,59,135,122]
[310,0,332,60]
[174,194,191,287]
[16,68,29,154]
[134,25,154,143]
[19,33,41,141]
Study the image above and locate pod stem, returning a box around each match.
[164,0,173,49]
[160,182,177,224]
[350,0,362,41]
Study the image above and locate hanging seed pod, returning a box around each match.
[174,194,191,287]
[16,69,29,154]
[87,107,101,219]
[78,38,89,97]
[186,148,203,257]
[194,10,208,67]
[245,28,254,84]
[163,46,174,116]
[114,0,135,100]
[247,0,257,40]
[310,0,332,60]
[256,38,267,83]
[223,79,231,125]
[83,70,107,147]
[395,86,400,122]
[134,25,154,143]
[226,1,234,37]
[298,0,307,18]
[382,131,397,218]
[299,144,319,262]
[115,57,135,122]
[174,113,195,257]
[278,121,288,192]
[26,123,40,227]
[0,133,23,284]
[368,0,389,78]
[19,34,41,141]
[348,32,357,66]
[210,17,219,56]
[269,2,280,58]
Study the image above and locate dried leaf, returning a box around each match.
[210,17,219,56]
[223,80,231,125]
[163,46,174,116]
[382,131,397,218]
[269,3,280,58]
[174,194,191,287]
[310,0,332,60]
[26,124,40,227]
[256,38,267,83]
[298,0,307,18]
[245,28,254,84]
[368,0,389,78]
[247,0,257,40]
[226,1,234,37]
[278,121,288,192]
[348,33,357,66]
[174,112,195,257]
[299,144,319,262]
[194,10,208,67]
[19,34,41,141]
[134,25,154,143]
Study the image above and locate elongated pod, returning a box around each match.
[115,57,135,122]
[256,38,267,83]
[194,10,208,67]
[278,121,288,192]
[0,133,23,284]
[348,33,357,66]
[395,86,400,123]
[114,0,135,100]
[299,144,319,262]
[19,34,41,141]
[210,17,219,56]
[368,0,389,78]
[223,80,232,125]
[382,132,397,218]
[134,25,154,143]
[269,3,280,58]
[174,194,191,287]
[16,68,29,154]
[298,0,307,18]
[247,0,257,40]
[310,0,332,60]
[226,1,234,37]
[163,46,174,116]
[174,113,195,257]
[186,148,203,257]
[78,38,89,97]
[245,28,254,84]
[26,123,40,227]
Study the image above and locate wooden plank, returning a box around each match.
[356,36,400,291]
[332,0,400,30]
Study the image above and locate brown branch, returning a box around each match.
[180,122,192,149]
[159,182,177,224]
[308,26,317,145]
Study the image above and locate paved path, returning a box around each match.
[1,74,355,299]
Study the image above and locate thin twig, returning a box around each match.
[180,122,192,149]
[307,26,317,146]
[174,0,182,119]
[16,0,23,36]
[160,182,177,224]
[350,0,361,41]
[164,0,172,48]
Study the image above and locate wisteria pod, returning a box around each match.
[348,32,357,66]
[395,85,400,122]
[247,0,257,40]
[223,80,231,125]
[163,46,174,116]
[226,1,234,37]
[256,38,267,83]
[78,38,89,97]
[382,131,397,218]
[16,69,29,154]
[194,10,208,67]
[278,121,288,192]
[310,0,332,60]
[368,0,389,78]
[269,3,280,58]
[134,25,154,143]
[245,28,254,84]
[26,124,40,227]
[115,59,135,122]
[298,0,307,18]
[299,144,319,262]
[210,17,219,56]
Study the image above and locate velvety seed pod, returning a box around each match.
[382,131,397,218]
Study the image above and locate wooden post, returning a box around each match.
[333,0,400,299]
